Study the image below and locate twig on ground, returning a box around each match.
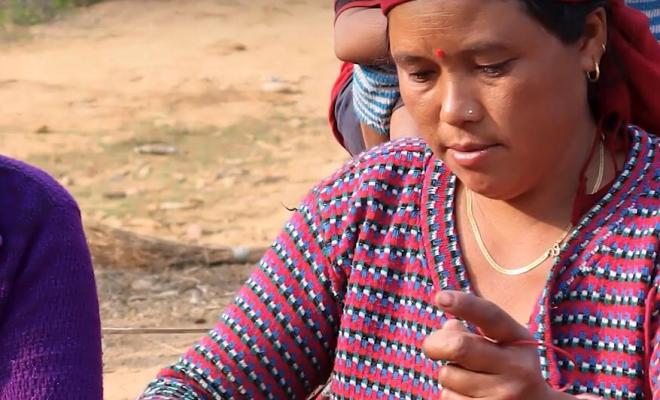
[103,327,211,335]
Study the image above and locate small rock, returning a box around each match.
[232,43,247,52]
[159,199,203,211]
[153,290,179,299]
[216,167,248,179]
[159,202,188,211]
[34,125,50,134]
[232,246,252,262]
[202,227,218,236]
[134,143,179,155]
[255,175,285,185]
[261,77,298,94]
[109,170,130,182]
[60,176,74,186]
[188,197,205,208]
[188,288,203,305]
[137,165,152,179]
[130,278,153,292]
[103,190,127,199]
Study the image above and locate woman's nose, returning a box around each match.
[438,79,482,126]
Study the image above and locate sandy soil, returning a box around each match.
[1,1,347,398]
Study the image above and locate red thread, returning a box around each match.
[507,339,576,393]
[475,327,577,393]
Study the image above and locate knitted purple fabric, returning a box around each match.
[0,155,102,399]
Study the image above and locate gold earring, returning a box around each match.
[587,58,600,83]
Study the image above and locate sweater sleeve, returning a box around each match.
[0,203,103,399]
[139,190,346,399]
[649,272,659,399]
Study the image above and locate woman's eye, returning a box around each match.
[408,70,434,83]
[476,60,513,77]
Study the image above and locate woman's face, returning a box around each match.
[389,0,602,199]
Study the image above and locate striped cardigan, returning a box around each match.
[140,126,659,399]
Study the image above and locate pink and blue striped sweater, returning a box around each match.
[141,126,659,399]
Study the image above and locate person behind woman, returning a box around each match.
[140,0,659,398]
[633,0,660,38]
[0,156,103,398]
[332,0,419,155]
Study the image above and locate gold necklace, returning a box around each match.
[465,142,604,276]
[466,190,572,275]
[590,142,605,194]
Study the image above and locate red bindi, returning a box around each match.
[435,49,445,59]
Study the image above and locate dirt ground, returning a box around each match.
[1,1,347,398]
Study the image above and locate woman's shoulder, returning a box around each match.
[312,137,434,203]
[627,125,658,190]
[0,154,79,216]
[595,126,659,260]
[630,124,659,152]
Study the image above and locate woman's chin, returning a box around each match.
[453,173,516,200]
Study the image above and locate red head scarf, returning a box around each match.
[381,0,660,136]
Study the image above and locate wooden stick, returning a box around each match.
[85,221,267,269]
[103,327,211,335]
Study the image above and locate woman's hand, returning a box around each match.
[423,291,564,400]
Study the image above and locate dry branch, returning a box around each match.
[102,327,211,335]
[85,221,267,269]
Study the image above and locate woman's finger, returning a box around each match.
[422,328,511,373]
[435,291,532,343]
[439,388,475,400]
[441,318,469,333]
[437,364,499,398]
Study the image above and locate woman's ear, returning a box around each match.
[579,8,608,74]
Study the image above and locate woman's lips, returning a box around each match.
[446,144,497,168]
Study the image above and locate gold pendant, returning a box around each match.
[549,243,562,258]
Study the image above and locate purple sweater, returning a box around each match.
[0,155,102,398]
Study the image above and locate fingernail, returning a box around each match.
[436,292,453,307]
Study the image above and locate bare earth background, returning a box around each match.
[0,1,347,398]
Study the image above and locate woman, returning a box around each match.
[0,156,103,398]
[140,0,659,398]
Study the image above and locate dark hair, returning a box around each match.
[521,0,618,129]
[520,0,608,43]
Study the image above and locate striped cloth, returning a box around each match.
[352,64,400,136]
[139,126,659,400]
[628,0,660,39]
